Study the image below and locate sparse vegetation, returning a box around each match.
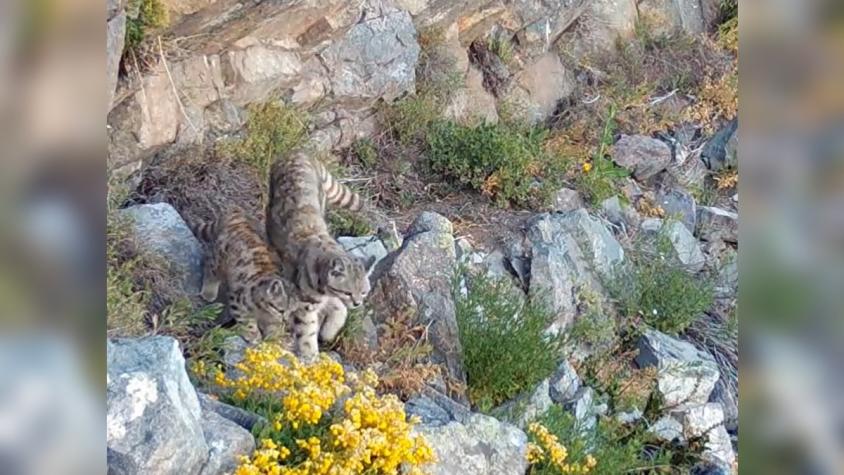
[124,0,169,51]
[220,101,308,179]
[351,138,379,169]
[326,208,373,237]
[566,288,617,352]
[607,232,714,335]
[572,107,629,204]
[455,272,563,411]
[530,406,670,475]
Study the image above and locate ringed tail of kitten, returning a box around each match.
[315,160,363,211]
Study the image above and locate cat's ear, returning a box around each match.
[329,257,346,276]
[268,279,286,298]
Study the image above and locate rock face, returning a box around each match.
[108,337,254,475]
[656,187,697,233]
[337,235,389,269]
[611,135,673,181]
[521,210,624,330]
[552,188,585,212]
[320,2,420,102]
[696,207,738,243]
[415,412,529,475]
[701,119,738,171]
[493,379,553,428]
[504,52,574,124]
[642,219,705,273]
[635,329,721,407]
[107,4,126,111]
[120,203,203,294]
[369,212,466,391]
[549,360,581,403]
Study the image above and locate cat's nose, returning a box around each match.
[351,300,362,308]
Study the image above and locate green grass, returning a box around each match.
[455,272,563,412]
[606,232,714,335]
[125,0,169,51]
[529,406,671,475]
[326,209,373,237]
[220,101,308,179]
[351,138,379,169]
[427,121,560,207]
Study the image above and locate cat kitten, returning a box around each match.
[191,205,294,343]
[266,151,375,361]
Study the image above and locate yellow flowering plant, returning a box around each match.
[198,343,435,475]
[527,422,597,474]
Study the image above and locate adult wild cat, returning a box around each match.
[266,151,374,361]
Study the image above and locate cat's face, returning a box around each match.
[320,253,376,308]
[253,276,289,319]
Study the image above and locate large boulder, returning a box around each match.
[611,135,673,182]
[369,212,466,392]
[503,52,575,124]
[320,0,420,103]
[635,329,721,407]
[521,210,624,331]
[120,203,203,294]
[415,412,529,475]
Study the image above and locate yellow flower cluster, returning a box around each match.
[211,344,435,475]
[527,422,597,474]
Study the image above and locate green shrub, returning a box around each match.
[530,406,670,475]
[427,121,558,207]
[351,138,379,169]
[220,101,308,179]
[326,208,373,237]
[455,272,563,411]
[574,106,628,205]
[125,0,169,50]
[607,232,714,335]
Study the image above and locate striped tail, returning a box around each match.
[316,161,363,211]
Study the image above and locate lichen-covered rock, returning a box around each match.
[415,412,529,475]
[648,414,684,442]
[696,206,738,243]
[702,425,736,471]
[679,403,725,439]
[120,203,203,294]
[320,0,420,103]
[642,219,706,273]
[369,212,466,393]
[199,410,256,475]
[549,360,581,403]
[522,210,624,330]
[611,135,673,181]
[493,379,553,428]
[656,187,697,233]
[635,329,721,407]
[107,337,208,475]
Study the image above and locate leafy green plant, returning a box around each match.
[326,208,373,237]
[427,121,558,207]
[455,272,563,411]
[574,106,628,205]
[220,101,308,179]
[351,138,379,169]
[125,0,169,50]
[488,36,514,64]
[607,231,714,335]
[530,406,670,475]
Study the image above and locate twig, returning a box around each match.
[647,89,678,107]
[582,94,602,105]
[158,35,199,135]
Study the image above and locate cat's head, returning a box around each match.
[318,252,376,308]
[252,275,290,319]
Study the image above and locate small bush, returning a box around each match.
[202,344,436,474]
[607,233,714,335]
[220,101,308,179]
[455,272,563,411]
[326,208,373,237]
[351,138,379,169]
[529,406,670,475]
[428,121,559,207]
[125,0,169,51]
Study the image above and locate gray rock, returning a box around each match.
[691,461,732,475]
[702,425,736,471]
[643,219,706,273]
[549,360,580,403]
[635,329,721,407]
[564,387,601,432]
[493,379,553,428]
[199,410,255,475]
[601,196,641,229]
[709,379,738,432]
[338,235,389,269]
[680,403,725,439]
[701,120,738,171]
[523,210,624,330]
[696,207,738,243]
[615,407,643,425]
[416,413,528,475]
[504,53,575,124]
[107,337,208,475]
[370,212,465,392]
[321,0,420,102]
[648,414,684,442]
[611,135,672,181]
[120,203,203,294]
[508,0,586,51]
[638,0,706,36]
[552,187,585,212]
[656,187,697,233]
[107,11,126,111]
[197,393,265,432]
[406,389,471,427]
